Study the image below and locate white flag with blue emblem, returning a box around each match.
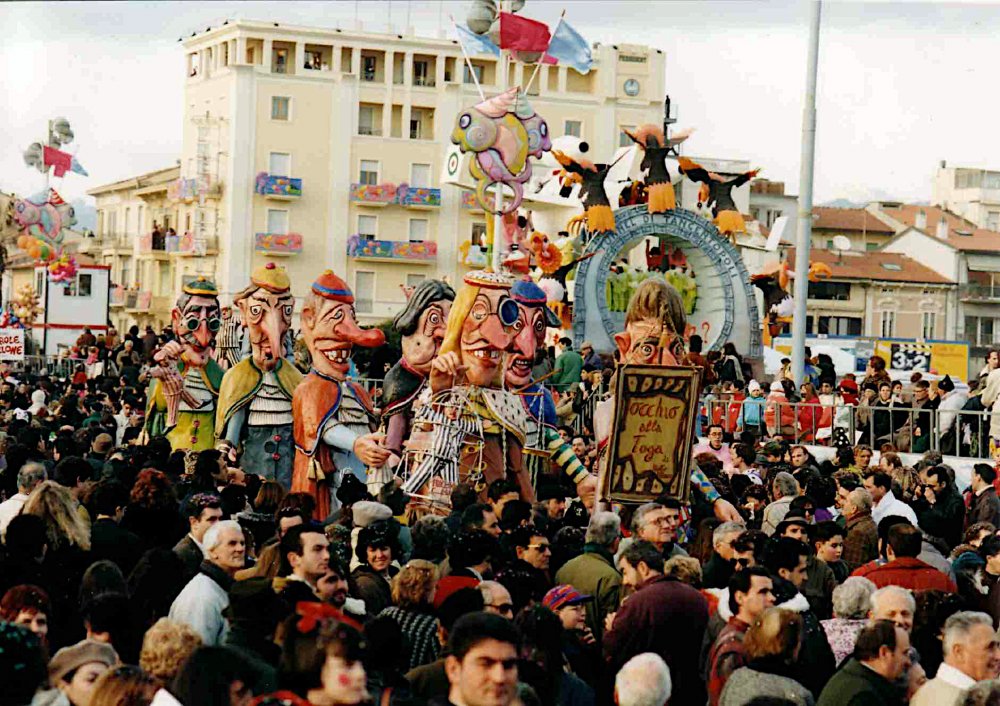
[545,19,592,74]
[455,24,501,57]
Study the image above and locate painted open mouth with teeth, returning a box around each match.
[324,349,351,363]
[509,357,532,375]
[470,347,501,364]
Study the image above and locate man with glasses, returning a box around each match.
[480,581,514,619]
[626,500,688,561]
[703,521,747,589]
[145,277,224,451]
[557,511,623,643]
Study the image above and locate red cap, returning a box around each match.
[311,270,354,304]
[433,575,480,610]
[840,379,858,393]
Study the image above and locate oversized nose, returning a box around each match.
[261,309,285,358]
[513,324,535,357]
[481,314,512,350]
[193,318,213,348]
[334,313,386,348]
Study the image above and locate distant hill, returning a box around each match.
[818,198,865,209]
[70,199,96,231]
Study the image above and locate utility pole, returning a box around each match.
[791,1,821,384]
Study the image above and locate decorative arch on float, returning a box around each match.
[572,205,762,358]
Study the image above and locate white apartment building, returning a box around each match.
[932,160,1000,231]
[170,19,665,321]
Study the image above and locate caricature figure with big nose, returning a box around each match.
[292,270,389,519]
[216,263,303,487]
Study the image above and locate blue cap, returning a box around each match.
[511,280,560,328]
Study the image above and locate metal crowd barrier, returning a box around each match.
[701,398,996,459]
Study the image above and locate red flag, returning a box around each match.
[43,146,73,177]
[499,12,551,52]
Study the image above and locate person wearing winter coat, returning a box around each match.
[764,381,796,439]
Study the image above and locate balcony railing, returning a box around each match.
[460,191,485,212]
[110,285,126,307]
[255,232,303,256]
[349,182,441,208]
[346,236,437,263]
[125,290,152,312]
[357,126,382,136]
[166,233,218,256]
[255,173,302,199]
[960,284,1000,301]
[413,76,436,87]
[139,233,168,253]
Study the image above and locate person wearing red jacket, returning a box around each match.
[851,522,956,593]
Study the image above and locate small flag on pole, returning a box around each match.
[499,12,551,52]
[43,146,88,177]
[544,19,593,74]
[455,23,500,57]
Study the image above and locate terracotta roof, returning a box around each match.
[786,248,953,285]
[812,207,895,234]
[878,204,1000,252]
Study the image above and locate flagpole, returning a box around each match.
[524,9,563,95]
[450,16,486,101]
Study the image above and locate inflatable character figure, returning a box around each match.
[403,270,532,504]
[508,279,598,508]
[552,150,616,237]
[292,271,389,520]
[624,125,693,213]
[216,263,303,487]
[13,189,75,245]
[592,278,742,522]
[678,157,760,243]
[451,87,551,214]
[381,279,456,457]
[145,277,224,450]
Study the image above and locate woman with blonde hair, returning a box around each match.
[719,608,814,706]
[376,559,440,671]
[89,665,159,706]
[138,618,202,684]
[23,480,90,552]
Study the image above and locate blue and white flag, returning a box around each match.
[455,23,501,57]
[545,19,592,74]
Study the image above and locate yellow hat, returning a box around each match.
[250,262,291,294]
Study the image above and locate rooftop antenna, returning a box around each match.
[663,95,679,155]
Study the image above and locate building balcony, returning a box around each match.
[166,233,219,256]
[125,290,152,312]
[138,234,170,258]
[255,233,303,256]
[357,126,383,137]
[413,76,436,88]
[349,183,441,209]
[347,237,437,264]
[109,285,126,308]
[460,191,486,214]
[255,173,302,200]
[960,284,1000,302]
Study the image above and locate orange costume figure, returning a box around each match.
[624,124,693,214]
[678,156,760,242]
[292,271,389,520]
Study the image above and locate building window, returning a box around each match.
[271,96,290,121]
[65,273,93,298]
[989,212,1000,231]
[921,311,936,339]
[158,262,171,297]
[471,222,487,247]
[463,63,483,84]
[358,215,377,238]
[122,259,131,287]
[359,160,379,185]
[362,55,377,81]
[273,48,288,74]
[407,273,426,288]
[269,152,291,176]
[358,105,378,135]
[410,163,431,188]
[619,126,635,148]
[409,219,428,242]
[880,310,896,338]
[266,209,289,235]
[355,271,374,313]
[808,281,851,301]
[565,120,582,138]
[413,60,431,86]
[34,269,45,295]
[818,316,862,336]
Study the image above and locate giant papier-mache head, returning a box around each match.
[234,262,295,372]
[393,279,456,376]
[506,279,560,389]
[301,270,386,382]
[614,278,688,366]
[171,276,222,360]
[439,270,519,388]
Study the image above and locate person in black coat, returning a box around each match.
[87,480,142,576]
[912,464,966,550]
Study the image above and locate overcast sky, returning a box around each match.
[3,0,999,206]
